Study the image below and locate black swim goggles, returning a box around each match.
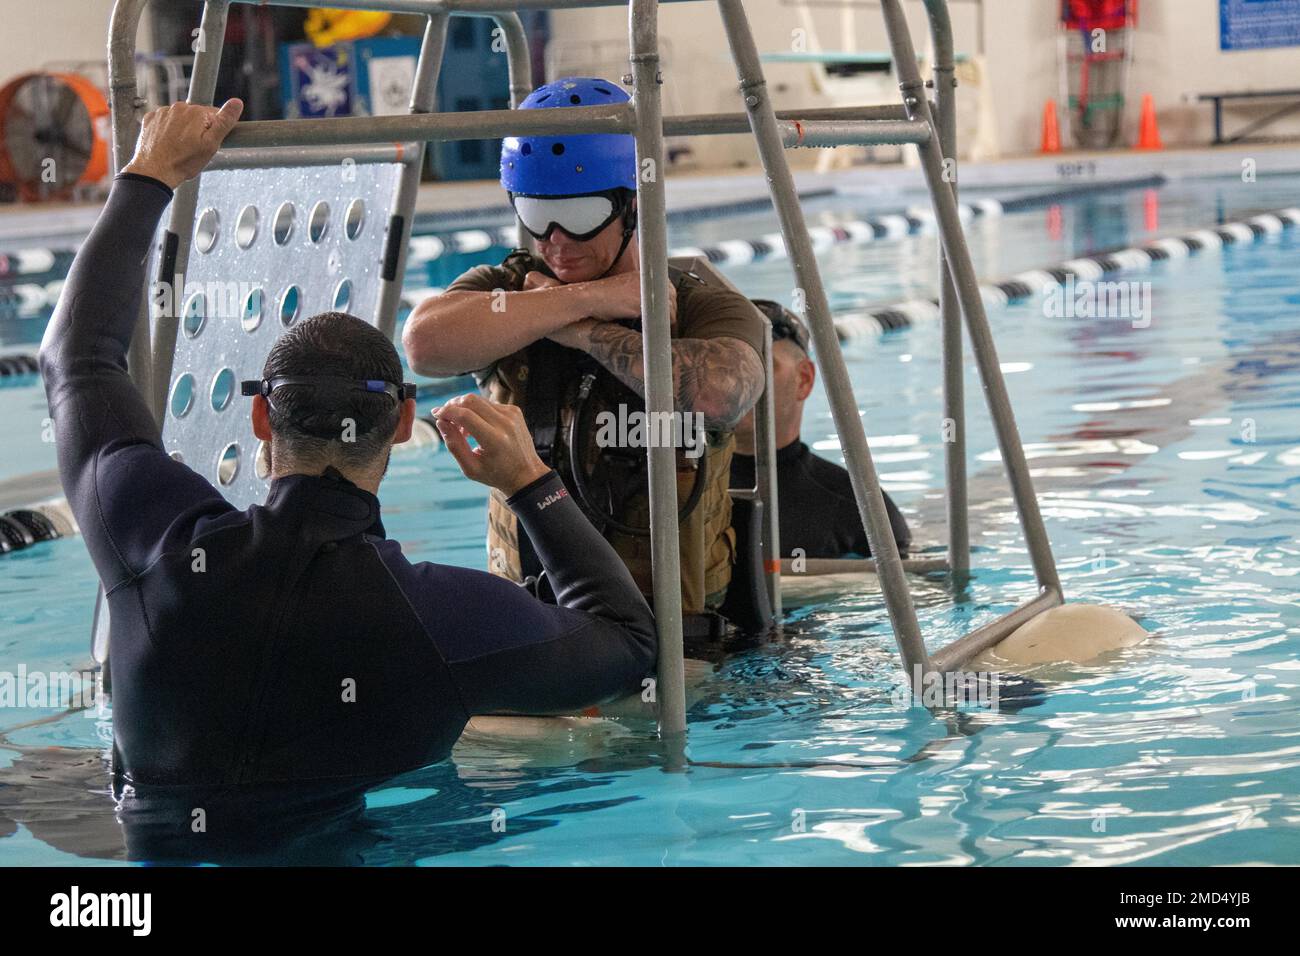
[510,189,633,242]
[241,376,417,404]
[751,299,811,354]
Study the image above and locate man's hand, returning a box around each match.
[522,270,560,293]
[530,270,677,347]
[547,317,600,351]
[524,270,598,349]
[431,393,550,496]
[123,99,244,190]
[582,272,678,328]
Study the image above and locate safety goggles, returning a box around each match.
[510,190,627,242]
[241,376,417,404]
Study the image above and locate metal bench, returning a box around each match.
[1195,88,1300,145]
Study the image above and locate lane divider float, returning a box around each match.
[0,500,76,555]
[0,352,39,377]
[0,176,1169,320]
[833,207,1300,342]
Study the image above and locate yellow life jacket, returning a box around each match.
[482,253,737,616]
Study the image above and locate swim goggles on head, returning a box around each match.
[751,299,811,354]
[241,376,417,405]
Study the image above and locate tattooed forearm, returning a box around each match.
[585,324,765,429]
[585,323,646,396]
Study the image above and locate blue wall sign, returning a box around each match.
[1220,0,1300,51]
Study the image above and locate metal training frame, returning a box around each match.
[105,0,1064,739]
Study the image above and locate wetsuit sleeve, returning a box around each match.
[39,174,233,592]
[437,469,659,715]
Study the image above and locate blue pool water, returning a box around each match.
[3,175,1300,864]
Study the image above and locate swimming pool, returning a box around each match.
[3,173,1300,865]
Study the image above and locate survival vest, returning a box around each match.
[479,250,738,615]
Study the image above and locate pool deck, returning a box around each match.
[2,141,1298,253]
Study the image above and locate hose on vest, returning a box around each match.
[566,367,708,537]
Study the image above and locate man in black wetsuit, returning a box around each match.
[730,301,911,559]
[39,98,656,791]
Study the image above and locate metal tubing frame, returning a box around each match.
[107,0,156,408]
[374,12,451,339]
[880,0,1060,592]
[149,0,232,420]
[219,103,926,150]
[923,0,969,579]
[224,102,632,147]
[878,0,1063,667]
[98,0,1064,709]
[929,589,1060,672]
[629,0,687,739]
[715,0,933,683]
[207,144,417,169]
[709,0,1063,678]
[783,557,950,576]
[753,322,782,619]
[780,119,929,147]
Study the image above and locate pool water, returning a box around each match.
[3,175,1300,865]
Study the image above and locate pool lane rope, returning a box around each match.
[1,201,1008,320]
[663,199,1005,267]
[0,414,446,553]
[0,353,39,377]
[407,200,1008,269]
[394,204,1009,306]
[833,207,1300,342]
[0,502,75,554]
[0,176,1176,320]
[0,248,77,320]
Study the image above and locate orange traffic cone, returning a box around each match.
[1040,99,1062,154]
[1137,94,1163,150]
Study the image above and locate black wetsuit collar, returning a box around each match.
[265,468,386,541]
[733,438,809,468]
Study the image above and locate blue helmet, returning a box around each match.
[500,77,637,196]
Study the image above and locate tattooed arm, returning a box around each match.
[560,320,765,431]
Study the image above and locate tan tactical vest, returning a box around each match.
[481,256,737,615]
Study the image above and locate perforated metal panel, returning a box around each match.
[161,161,403,509]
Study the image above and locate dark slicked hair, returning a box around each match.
[261,311,404,469]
